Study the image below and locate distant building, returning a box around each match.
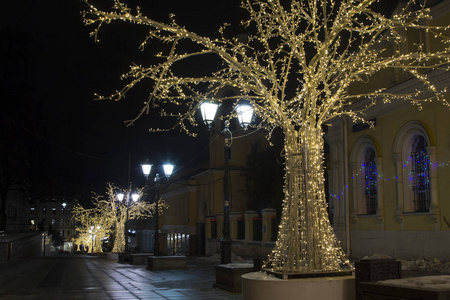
[0,119,29,234]
[29,197,76,252]
[155,101,280,259]
[3,189,29,233]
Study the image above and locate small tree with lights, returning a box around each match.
[73,212,109,253]
[72,183,166,253]
[83,0,450,275]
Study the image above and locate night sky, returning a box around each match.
[1,0,241,198]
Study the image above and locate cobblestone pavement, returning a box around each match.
[0,254,242,300]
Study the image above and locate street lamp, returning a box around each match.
[199,100,254,264]
[200,100,219,125]
[235,104,254,128]
[141,162,174,256]
[117,191,140,252]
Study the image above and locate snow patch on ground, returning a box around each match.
[242,271,279,280]
[195,253,252,264]
[361,253,450,274]
[217,263,253,268]
[361,253,393,260]
[381,275,450,290]
[360,253,450,290]
[400,258,450,273]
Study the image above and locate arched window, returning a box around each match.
[350,137,382,217]
[394,121,436,215]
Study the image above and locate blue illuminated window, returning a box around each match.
[363,147,377,215]
[411,135,430,212]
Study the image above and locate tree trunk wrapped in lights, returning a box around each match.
[269,124,349,275]
[112,207,126,253]
[82,0,450,274]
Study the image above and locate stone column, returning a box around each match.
[427,146,439,227]
[350,161,358,225]
[230,212,243,240]
[244,211,258,242]
[393,153,404,228]
[261,208,277,242]
[205,216,213,238]
[375,157,384,229]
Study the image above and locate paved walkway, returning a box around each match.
[0,254,242,299]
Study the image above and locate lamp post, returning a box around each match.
[141,162,174,256]
[61,202,67,251]
[117,191,139,252]
[199,100,254,264]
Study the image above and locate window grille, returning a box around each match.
[411,136,430,212]
[364,148,377,214]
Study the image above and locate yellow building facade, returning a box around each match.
[326,0,450,260]
[159,107,277,257]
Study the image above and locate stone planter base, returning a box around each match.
[118,252,131,263]
[213,263,254,293]
[242,272,355,300]
[359,276,450,300]
[147,256,187,270]
[130,253,150,265]
[106,253,118,260]
[355,259,401,300]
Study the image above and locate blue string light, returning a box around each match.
[329,158,450,200]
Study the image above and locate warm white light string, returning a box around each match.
[72,183,168,253]
[82,0,450,276]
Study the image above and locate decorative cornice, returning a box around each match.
[347,68,450,121]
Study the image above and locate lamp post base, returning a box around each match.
[214,263,254,293]
[154,241,160,256]
[220,237,232,264]
[147,255,188,270]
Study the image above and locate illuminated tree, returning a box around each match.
[73,212,109,253]
[83,0,450,275]
[72,183,166,253]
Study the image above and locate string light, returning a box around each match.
[72,183,168,253]
[82,0,450,275]
[330,158,450,201]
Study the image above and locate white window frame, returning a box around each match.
[394,121,438,220]
[350,136,384,223]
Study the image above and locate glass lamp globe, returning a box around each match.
[236,104,254,128]
[141,162,152,177]
[117,193,125,202]
[131,193,139,202]
[163,164,174,177]
[200,100,219,125]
